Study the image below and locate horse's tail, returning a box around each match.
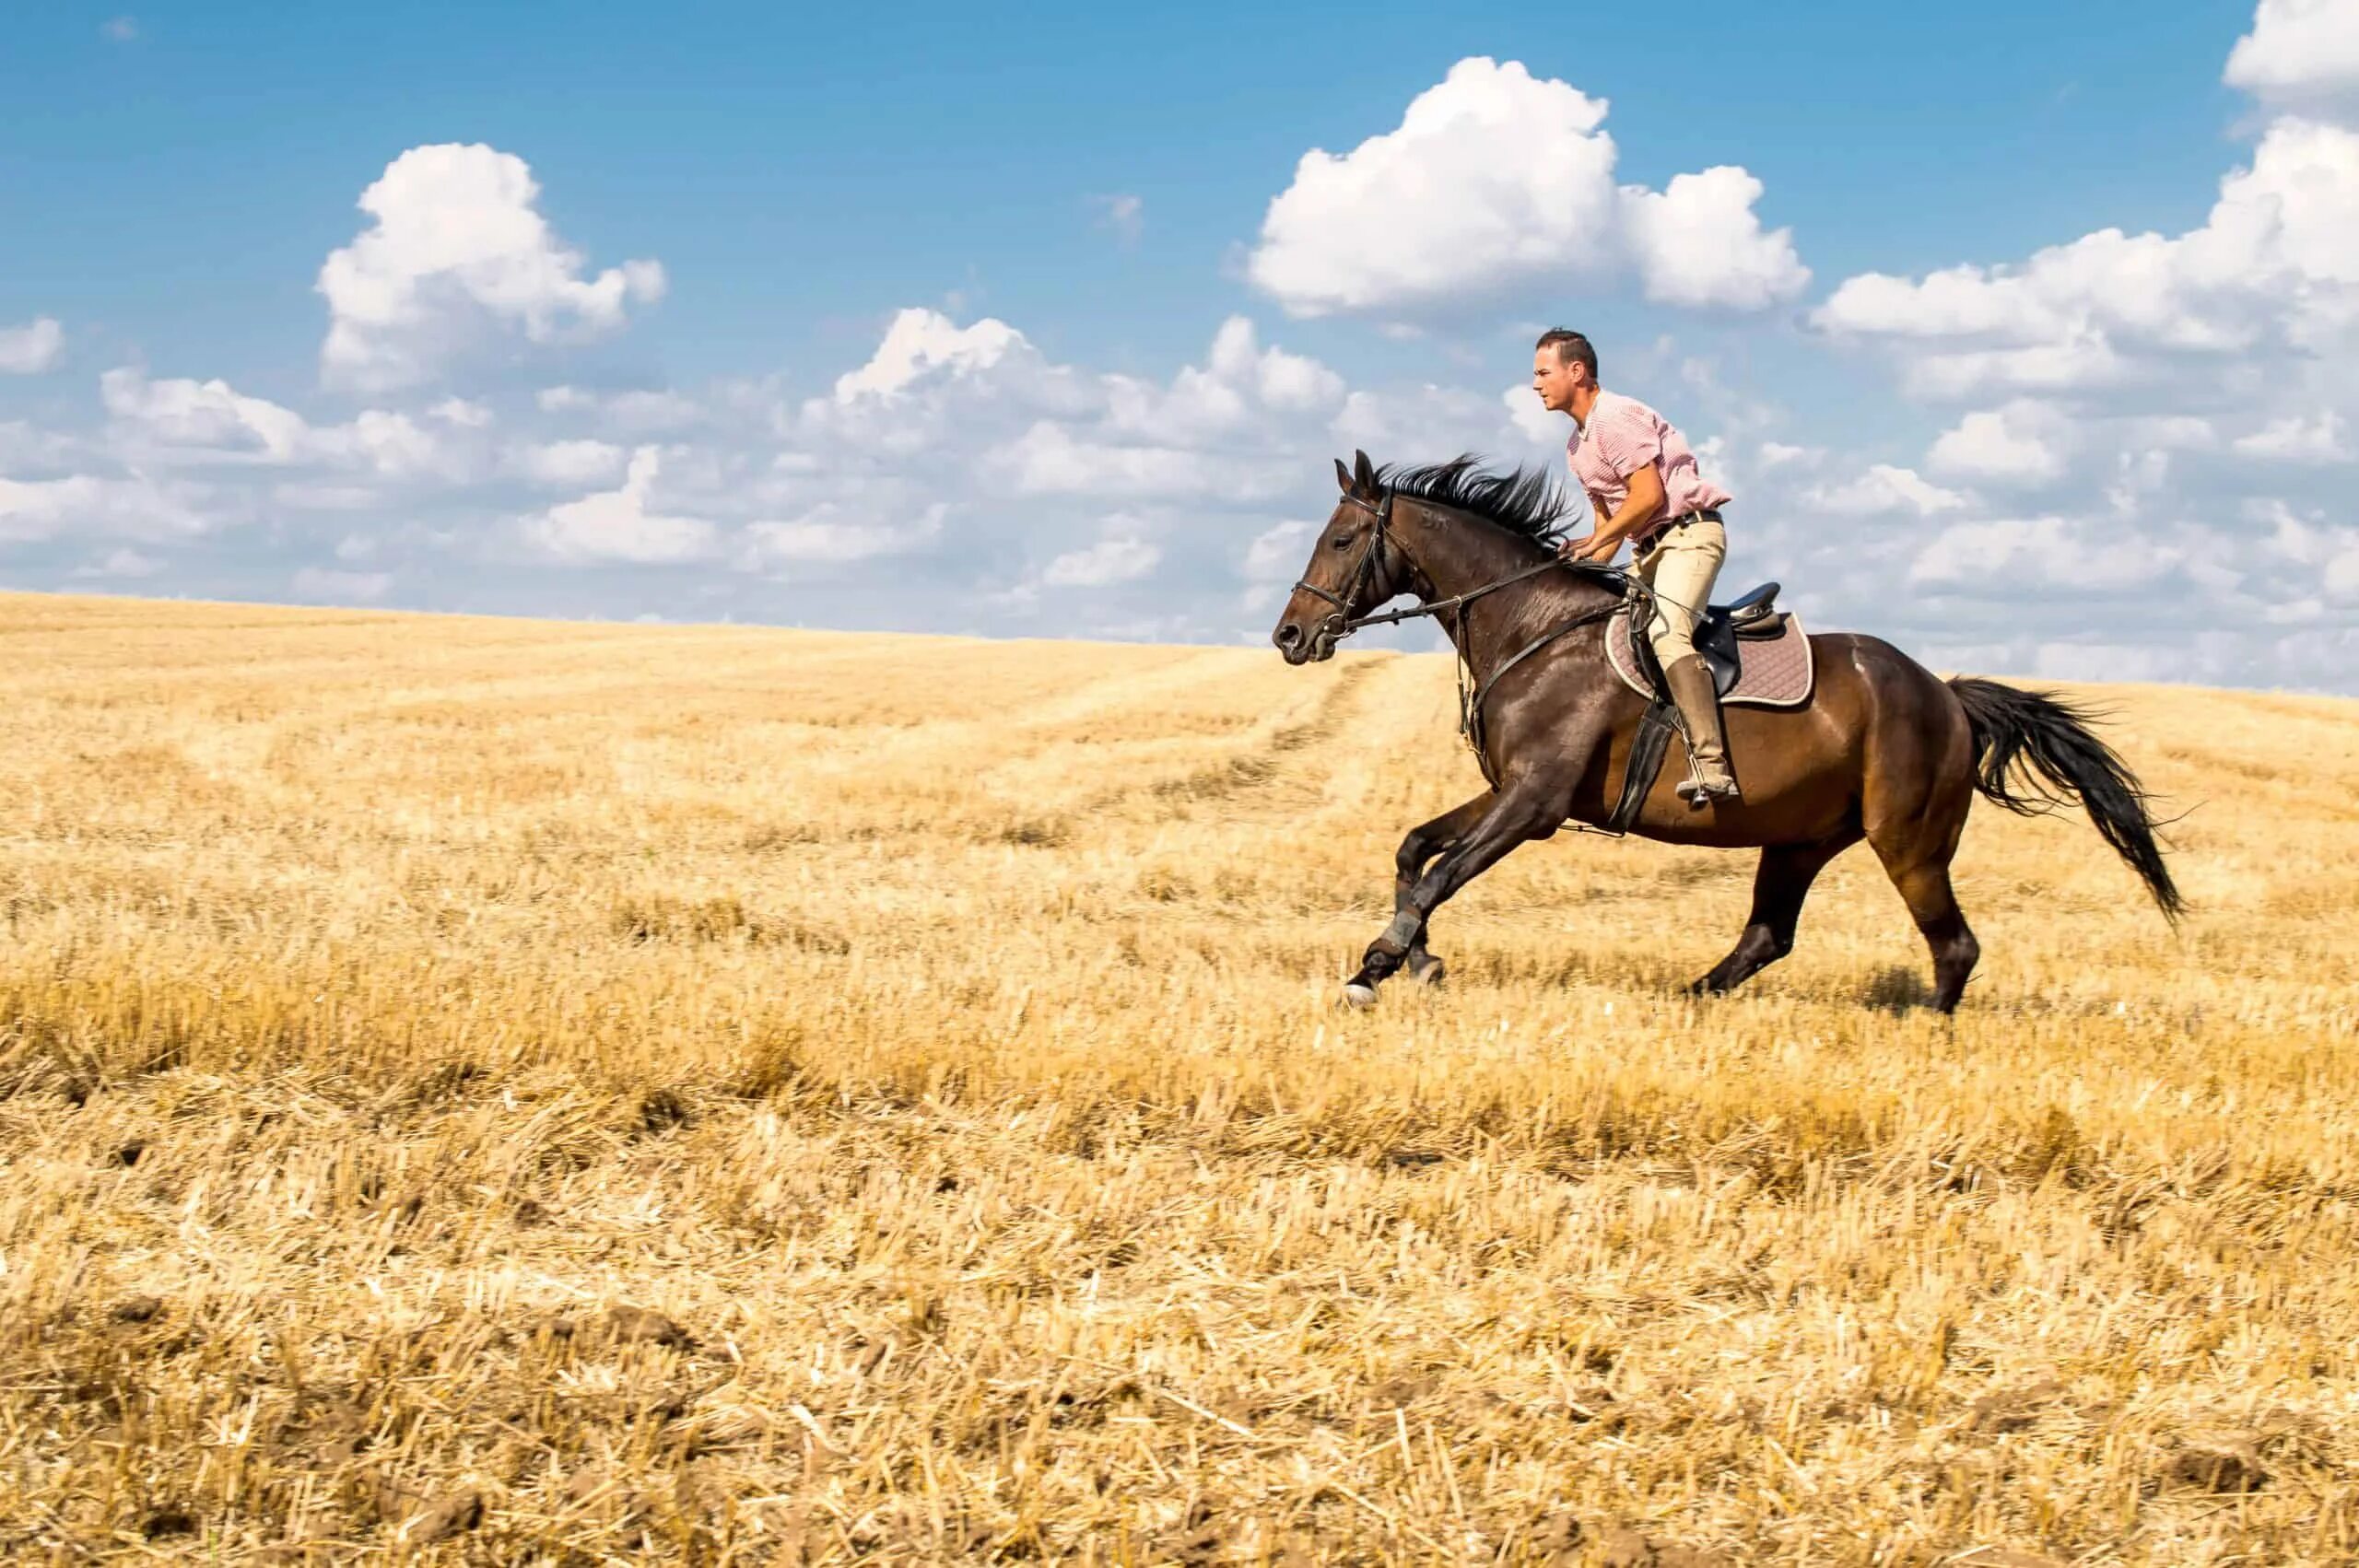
[1947,676,2184,923]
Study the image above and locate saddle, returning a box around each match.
[1696,582,1787,695]
[1598,581,1814,833]
[1604,580,1813,709]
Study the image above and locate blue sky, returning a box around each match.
[6,0,2359,688]
[3,1,2258,371]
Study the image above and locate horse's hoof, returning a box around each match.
[1342,982,1379,1009]
[1407,954,1445,987]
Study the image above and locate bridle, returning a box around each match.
[1288,489,1398,649]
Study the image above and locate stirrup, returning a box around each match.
[1675,774,1741,809]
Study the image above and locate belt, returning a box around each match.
[1637,508,1723,547]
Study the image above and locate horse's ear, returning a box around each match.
[1353,450,1377,492]
[1335,457,1355,495]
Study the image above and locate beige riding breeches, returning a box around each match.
[1635,519,1726,664]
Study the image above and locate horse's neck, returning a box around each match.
[1399,505,1610,672]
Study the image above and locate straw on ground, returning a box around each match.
[2,591,2356,1563]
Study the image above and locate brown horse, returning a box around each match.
[1271,451,2181,1012]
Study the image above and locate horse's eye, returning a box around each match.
[1331,534,1353,550]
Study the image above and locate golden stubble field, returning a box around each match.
[3,591,2357,1566]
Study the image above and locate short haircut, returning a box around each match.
[1535,328,1598,381]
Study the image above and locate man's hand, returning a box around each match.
[1564,465,1660,567]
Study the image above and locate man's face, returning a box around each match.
[1532,345,1586,414]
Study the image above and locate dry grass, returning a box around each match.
[2,590,2357,1565]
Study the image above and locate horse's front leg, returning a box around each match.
[1390,790,1496,987]
[1346,779,1567,1006]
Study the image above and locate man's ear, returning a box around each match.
[1335,457,1355,494]
[1352,450,1377,492]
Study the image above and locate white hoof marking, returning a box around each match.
[1342,982,1379,1009]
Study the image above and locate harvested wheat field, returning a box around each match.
[3,591,2358,1565]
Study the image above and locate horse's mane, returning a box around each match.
[1375,455,1572,541]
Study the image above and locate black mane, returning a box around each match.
[1375,455,1571,540]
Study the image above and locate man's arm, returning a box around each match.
[1560,463,1663,563]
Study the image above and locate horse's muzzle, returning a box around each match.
[1272,621,1336,665]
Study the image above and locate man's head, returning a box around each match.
[1531,328,1599,415]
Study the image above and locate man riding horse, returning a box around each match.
[1532,328,1737,807]
[1267,402,2181,1013]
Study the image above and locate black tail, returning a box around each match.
[1948,676,2184,923]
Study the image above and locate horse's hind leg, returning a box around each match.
[1692,830,1860,996]
[1868,817,1979,1013]
[1858,681,1982,1012]
[1392,791,1495,986]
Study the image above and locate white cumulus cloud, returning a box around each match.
[1815,116,2359,395]
[430,397,493,428]
[1803,463,1972,518]
[1755,440,1825,470]
[2226,0,2359,106]
[102,369,311,461]
[102,369,464,480]
[334,410,460,479]
[1776,0,2359,691]
[1619,165,1812,310]
[319,144,665,392]
[1245,57,1806,319]
[1203,315,1344,414]
[0,318,65,375]
[1928,403,2073,485]
[523,448,717,564]
[832,309,1027,402]
[0,474,206,544]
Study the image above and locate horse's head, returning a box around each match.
[1271,451,1413,665]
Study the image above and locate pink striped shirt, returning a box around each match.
[1567,391,1731,542]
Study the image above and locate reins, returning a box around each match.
[1295,488,1644,787]
[1298,491,1589,635]
[1343,558,1568,633]
[1457,598,1626,786]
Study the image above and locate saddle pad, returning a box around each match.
[1607,606,1815,708]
